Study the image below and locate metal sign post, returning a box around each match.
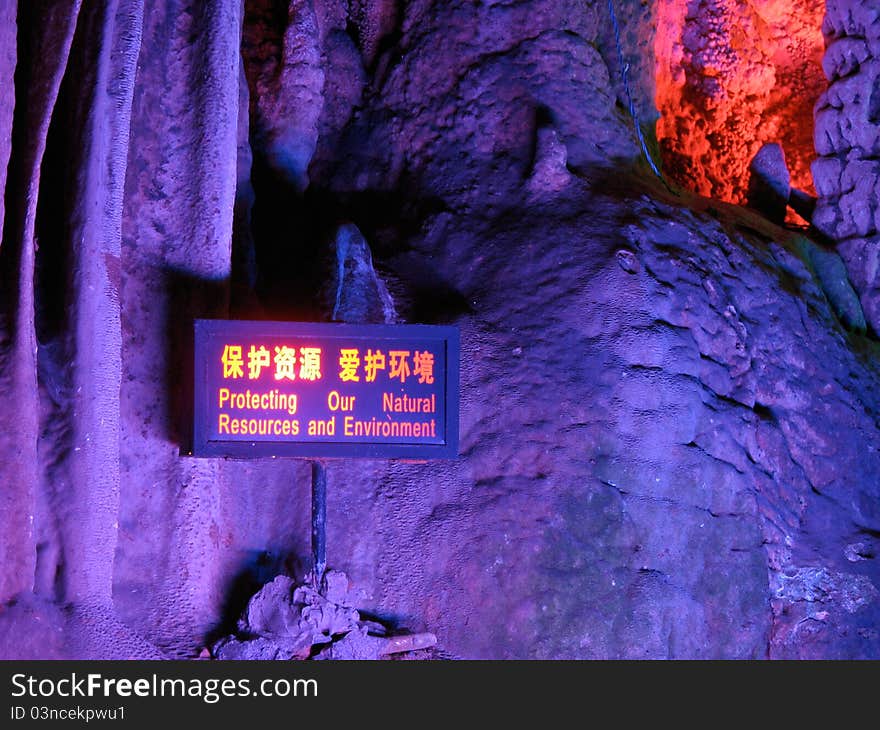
[311,460,327,587]
[191,319,460,589]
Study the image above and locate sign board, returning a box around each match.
[192,320,459,458]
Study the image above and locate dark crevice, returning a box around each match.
[526,104,555,178]
[700,387,752,413]
[370,28,403,84]
[204,549,303,648]
[868,84,880,125]
[34,45,76,348]
[241,1,456,322]
[248,147,454,320]
[0,0,38,319]
[850,543,876,560]
[345,18,361,50]
[34,1,100,603]
[751,402,776,424]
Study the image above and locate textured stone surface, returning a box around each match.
[327,223,397,323]
[0,595,165,660]
[655,0,825,205]
[317,187,880,659]
[801,238,867,332]
[304,0,632,209]
[0,1,15,242]
[242,0,325,192]
[0,0,83,605]
[812,0,880,334]
[0,0,878,661]
[748,143,791,223]
[214,574,360,659]
[212,570,437,659]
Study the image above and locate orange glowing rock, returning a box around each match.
[654,0,825,208]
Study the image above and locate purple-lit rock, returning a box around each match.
[0,0,878,661]
[748,143,791,224]
[213,574,359,660]
[212,571,436,660]
[813,0,880,334]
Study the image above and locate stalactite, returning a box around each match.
[115,0,242,656]
[61,0,143,607]
[0,0,83,604]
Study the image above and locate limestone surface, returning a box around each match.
[0,0,877,660]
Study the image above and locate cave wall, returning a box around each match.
[1,0,80,608]
[0,0,878,660]
[655,0,825,204]
[812,0,880,334]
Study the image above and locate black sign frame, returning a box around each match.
[191,319,460,459]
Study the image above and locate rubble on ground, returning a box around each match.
[212,572,437,660]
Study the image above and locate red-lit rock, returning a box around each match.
[655,0,825,204]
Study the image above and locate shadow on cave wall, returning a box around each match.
[206,547,305,645]
[165,271,229,451]
[245,148,470,324]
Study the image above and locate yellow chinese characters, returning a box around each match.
[273,346,297,381]
[220,344,323,382]
[333,347,435,384]
[338,349,360,382]
[221,345,244,379]
[221,344,435,384]
[413,350,434,384]
[364,349,385,382]
[247,345,271,379]
[299,347,322,381]
[388,350,411,383]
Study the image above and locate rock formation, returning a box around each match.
[812,0,880,334]
[0,0,877,660]
[748,142,791,223]
[212,572,437,660]
[655,0,825,206]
